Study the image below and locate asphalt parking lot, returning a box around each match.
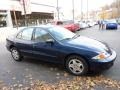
[0,25,120,87]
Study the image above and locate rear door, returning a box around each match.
[15,28,34,56]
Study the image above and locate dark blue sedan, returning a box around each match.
[106,19,118,29]
[6,25,116,75]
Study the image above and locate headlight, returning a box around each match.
[92,52,110,60]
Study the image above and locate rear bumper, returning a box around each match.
[89,50,116,71]
[72,27,80,32]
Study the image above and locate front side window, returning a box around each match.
[34,28,53,42]
[16,28,34,40]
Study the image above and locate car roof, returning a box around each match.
[29,25,55,28]
[17,25,56,34]
[20,25,59,30]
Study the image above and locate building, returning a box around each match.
[98,8,118,20]
[0,0,56,27]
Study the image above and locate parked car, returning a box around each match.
[48,20,80,32]
[86,21,94,27]
[6,25,116,76]
[63,20,80,32]
[78,21,88,29]
[116,18,120,25]
[93,21,98,25]
[105,19,118,29]
[0,21,6,27]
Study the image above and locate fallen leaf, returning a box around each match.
[50,68,54,71]
[12,77,16,80]
[18,84,23,87]
[56,77,60,79]
[13,84,17,87]
[56,73,60,76]
[64,73,68,77]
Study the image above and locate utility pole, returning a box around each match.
[57,0,60,20]
[87,0,88,20]
[72,0,75,22]
[81,0,83,20]
[22,0,27,26]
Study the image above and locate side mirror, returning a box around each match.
[46,39,54,43]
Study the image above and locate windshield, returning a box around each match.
[47,26,75,41]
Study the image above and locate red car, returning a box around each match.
[63,20,80,32]
[49,20,80,32]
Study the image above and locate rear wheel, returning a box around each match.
[11,47,22,61]
[66,55,88,76]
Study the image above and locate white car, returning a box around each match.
[78,21,88,29]
[86,21,95,27]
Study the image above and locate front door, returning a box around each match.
[32,28,59,62]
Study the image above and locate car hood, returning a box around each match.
[63,36,109,53]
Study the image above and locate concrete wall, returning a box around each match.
[0,0,57,27]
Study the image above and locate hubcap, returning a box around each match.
[68,59,84,74]
[11,49,19,60]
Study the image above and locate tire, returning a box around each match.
[65,55,88,76]
[11,47,22,61]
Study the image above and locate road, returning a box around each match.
[77,26,120,80]
[0,26,120,88]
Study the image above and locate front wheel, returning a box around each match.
[66,55,88,76]
[11,47,22,61]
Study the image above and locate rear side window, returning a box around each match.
[16,28,34,40]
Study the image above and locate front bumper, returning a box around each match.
[6,44,11,52]
[89,50,116,71]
